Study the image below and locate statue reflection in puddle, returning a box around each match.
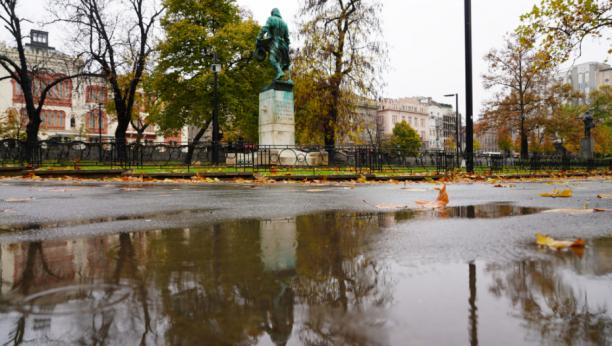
[258,219,297,346]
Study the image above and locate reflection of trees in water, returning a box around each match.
[1,212,392,346]
[143,213,392,346]
[293,213,393,346]
[486,257,612,345]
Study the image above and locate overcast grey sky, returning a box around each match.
[6,0,611,122]
[237,0,612,122]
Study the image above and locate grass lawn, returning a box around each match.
[19,162,609,177]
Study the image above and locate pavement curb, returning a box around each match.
[0,166,27,177]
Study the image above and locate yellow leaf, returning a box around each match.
[597,194,612,198]
[535,234,585,249]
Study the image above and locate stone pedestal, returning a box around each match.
[580,137,595,160]
[259,81,295,146]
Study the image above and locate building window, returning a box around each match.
[70,116,76,128]
[392,115,397,124]
[402,116,405,121]
[16,83,21,95]
[64,82,70,99]
[87,86,107,102]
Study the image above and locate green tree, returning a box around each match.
[293,0,388,146]
[388,121,421,155]
[589,85,612,127]
[147,0,274,145]
[473,139,482,152]
[517,0,612,68]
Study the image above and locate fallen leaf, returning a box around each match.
[536,234,585,249]
[542,208,611,215]
[538,188,572,198]
[306,189,332,192]
[597,194,612,199]
[493,184,503,187]
[0,209,17,212]
[5,197,35,202]
[363,200,408,209]
[414,185,449,209]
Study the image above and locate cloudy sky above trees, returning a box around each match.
[7,0,611,123]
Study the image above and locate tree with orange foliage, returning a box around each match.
[480,35,552,158]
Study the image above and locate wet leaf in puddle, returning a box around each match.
[414,185,449,209]
[535,234,585,249]
[5,197,35,202]
[363,200,408,209]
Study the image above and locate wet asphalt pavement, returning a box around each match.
[1,179,611,260]
[0,178,612,345]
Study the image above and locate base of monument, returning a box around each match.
[579,137,595,160]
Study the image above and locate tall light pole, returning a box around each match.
[464,0,475,173]
[98,102,103,159]
[444,94,460,160]
[205,52,221,165]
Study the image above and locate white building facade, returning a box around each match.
[377,97,430,148]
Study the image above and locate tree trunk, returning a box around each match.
[185,122,211,164]
[520,115,529,159]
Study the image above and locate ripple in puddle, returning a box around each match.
[16,284,131,316]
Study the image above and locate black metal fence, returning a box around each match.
[1,138,611,174]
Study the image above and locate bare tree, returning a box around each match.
[49,0,165,144]
[0,0,100,143]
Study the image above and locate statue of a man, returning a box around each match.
[255,8,292,83]
[583,111,595,138]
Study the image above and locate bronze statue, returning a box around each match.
[583,111,595,138]
[255,8,293,84]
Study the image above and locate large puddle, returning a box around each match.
[0,209,611,345]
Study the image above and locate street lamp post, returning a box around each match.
[464,0,475,173]
[204,52,221,165]
[98,103,103,160]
